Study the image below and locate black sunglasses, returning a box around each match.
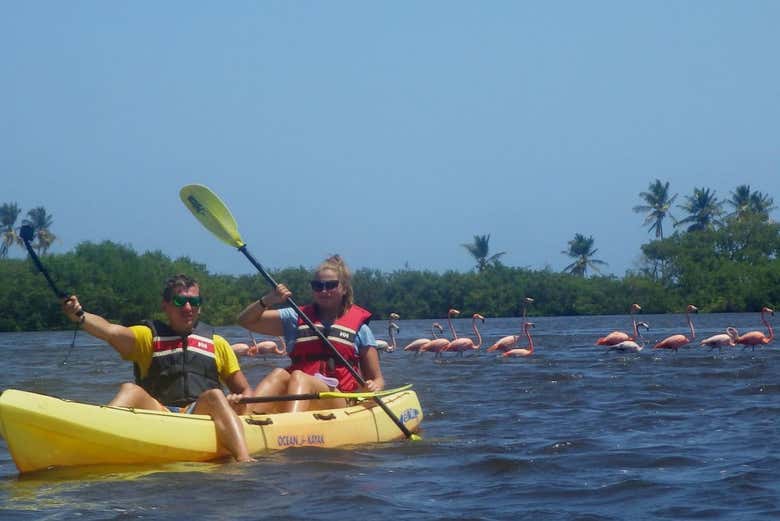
[310,280,339,292]
[172,295,202,307]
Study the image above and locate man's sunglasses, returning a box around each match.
[310,280,339,292]
[172,295,202,307]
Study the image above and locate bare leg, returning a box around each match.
[285,370,346,413]
[192,389,255,463]
[250,368,292,414]
[108,382,167,411]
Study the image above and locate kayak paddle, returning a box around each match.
[20,224,84,317]
[180,184,421,440]
[239,384,413,404]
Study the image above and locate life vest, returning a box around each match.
[288,304,373,392]
[134,320,222,407]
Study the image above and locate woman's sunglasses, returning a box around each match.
[310,280,340,292]
[172,295,202,307]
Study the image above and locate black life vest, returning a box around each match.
[133,320,222,407]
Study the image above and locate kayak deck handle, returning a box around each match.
[245,417,274,426]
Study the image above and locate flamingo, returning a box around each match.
[653,305,698,351]
[607,322,650,353]
[445,313,486,354]
[421,308,461,356]
[233,335,287,357]
[502,322,535,357]
[376,313,400,352]
[231,342,254,356]
[404,320,442,353]
[700,327,739,351]
[736,307,774,350]
[487,297,535,353]
[596,303,642,346]
[420,323,450,355]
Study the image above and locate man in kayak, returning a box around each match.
[62,273,256,463]
[238,254,385,414]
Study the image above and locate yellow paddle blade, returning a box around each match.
[179,184,245,248]
[319,384,413,400]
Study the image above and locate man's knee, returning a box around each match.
[195,388,229,412]
[117,382,143,393]
[199,388,225,403]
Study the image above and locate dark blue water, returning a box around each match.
[1,312,778,520]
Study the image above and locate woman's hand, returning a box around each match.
[361,378,385,393]
[263,283,292,307]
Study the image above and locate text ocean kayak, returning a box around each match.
[0,388,423,473]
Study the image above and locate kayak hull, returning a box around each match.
[0,389,423,473]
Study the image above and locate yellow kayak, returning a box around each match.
[0,388,423,474]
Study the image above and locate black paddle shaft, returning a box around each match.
[20,224,66,298]
[20,224,84,317]
[240,392,328,404]
[238,245,415,438]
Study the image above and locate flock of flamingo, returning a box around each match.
[387,300,775,357]
[394,297,538,358]
[232,300,775,359]
[594,304,775,353]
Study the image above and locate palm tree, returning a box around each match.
[562,233,607,277]
[675,187,724,232]
[23,206,56,255]
[633,179,678,239]
[726,185,752,222]
[461,234,506,272]
[1,202,22,258]
[727,185,776,223]
[750,191,776,222]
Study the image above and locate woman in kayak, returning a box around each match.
[238,254,385,414]
[62,274,256,463]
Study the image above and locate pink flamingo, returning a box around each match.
[700,327,739,351]
[233,335,287,357]
[376,313,400,352]
[231,342,254,356]
[422,308,461,356]
[596,303,642,346]
[607,322,649,353]
[502,322,535,357]
[404,320,442,352]
[421,323,451,355]
[736,307,774,350]
[445,313,486,354]
[487,297,534,353]
[653,305,698,351]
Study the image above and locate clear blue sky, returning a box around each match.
[3,2,779,277]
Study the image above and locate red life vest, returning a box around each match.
[288,304,373,392]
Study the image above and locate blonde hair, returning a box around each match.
[315,254,353,313]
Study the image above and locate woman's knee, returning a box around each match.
[289,369,308,380]
[256,368,290,389]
